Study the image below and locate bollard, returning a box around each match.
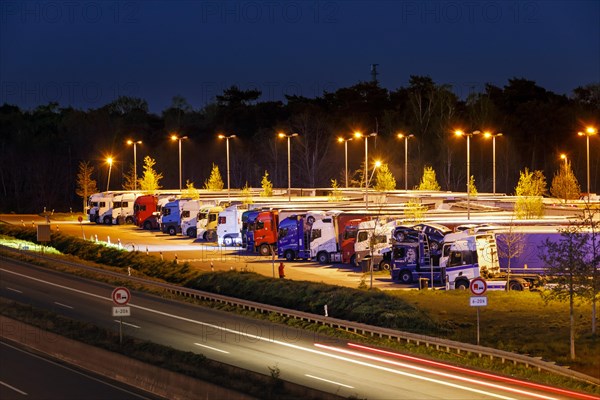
[146,246,149,255]
[128,267,131,276]
[117,238,122,249]
[160,251,163,261]
[107,236,111,245]
[211,261,214,272]
[174,254,178,264]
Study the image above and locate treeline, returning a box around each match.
[0,76,598,213]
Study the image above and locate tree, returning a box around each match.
[514,168,546,219]
[495,217,526,290]
[539,225,590,360]
[374,163,396,191]
[204,164,224,190]
[260,171,273,197]
[75,161,97,212]
[138,156,163,192]
[328,179,343,201]
[416,166,441,190]
[241,182,254,205]
[468,175,478,195]
[122,163,137,191]
[404,198,427,223]
[181,180,200,200]
[550,161,581,203]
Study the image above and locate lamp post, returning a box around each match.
[126,139,142,191]
[170,134,188,190]
[397,133,414,190]
[337,137,353,188]
[454,130,480,220]
[482,132,503,195]
[278,132,298,201]
[354,131,377,210]
[218,134,236,200]
[578,126,597,196]
[106,157,113,192]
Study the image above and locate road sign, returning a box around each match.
[470,277,487,296]
[112,306,131,317]
[470,296,488,307]
[78,216,83,223]
[112,287,131,305]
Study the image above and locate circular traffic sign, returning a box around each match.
[470,277,487,296]
[112,287,131,305]
[78,216,83,223]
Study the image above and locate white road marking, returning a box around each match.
[6,287,22,293]
[0,379,28,395]
[53,302,73,309]
[114,320,140,329]
[194,343,230,354]
[305,374,354,388]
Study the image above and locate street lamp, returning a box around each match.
[578,126,597,196]
[278,132,299,201]
[560,153,568,169]
[106,156,113,192]
[170,134,188,190]
[482,131,503,195]
[126,139,142,191]
[337,136,353,188]
[367,160,382,186]
[454,130,480,220]
[218,134,236,200]
[397,133,414,190]
[354,131,377,210]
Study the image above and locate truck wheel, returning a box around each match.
[187,228,196,238]
[125,216,134,224]
[430,241,440,252]
[259,244,272,256]
[202,232,208,241]
[224,237,233,246]
[395,232,406,242]
[103,216,112,225]
[508,280,524,291]
[317,252,329,264]
[379,260,391,271]
[350,254,356,266]
[455,279,469,290]
[168,226,177,236]
[307,216,316,225]
[284,250,295,261]
[399,270,412,284]
[207,231,217,242]
[143,221,152,230]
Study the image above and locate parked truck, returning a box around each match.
[112,192,140,224]
[354,219,407,270]
[442,231,532,291]
[196,205,224,241]
[276,211,329,260]
[242,209,261,250]
[217,205,245,246]
[160,198,192,235]
[389,230,444,283]
[88,192,114,224]
[180,199,202,237]
[134,194,158,229]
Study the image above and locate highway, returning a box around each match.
[0,258,591,399]
[0,340,157,400]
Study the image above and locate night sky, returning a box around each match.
[1,0,598,113]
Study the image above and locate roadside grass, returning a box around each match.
[388,289,600,378]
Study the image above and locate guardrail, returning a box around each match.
[1,245,598,386]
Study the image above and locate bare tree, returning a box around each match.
[495,216,526,290]
[75,161,98,213]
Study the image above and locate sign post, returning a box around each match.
[469,277,487,345]
[78,215,85,239]
[111,287,131,344]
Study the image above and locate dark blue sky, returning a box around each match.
[1,0,598,113]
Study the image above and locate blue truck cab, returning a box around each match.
[242,210,260,251]
[277,214,312,261]
[160,199,188,235]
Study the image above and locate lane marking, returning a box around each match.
[54,302,73,309]
[114,320,140,329]
[0,379,28,395]
[6,287,23,294]
[0,267,556,399]
[0,341,149,399]
[194,343,230,354]
[305,374,354,389]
